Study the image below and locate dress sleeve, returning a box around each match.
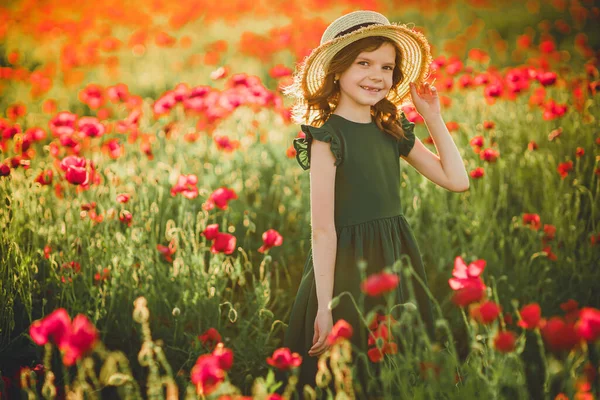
[397,112,416,158]
[292,124,345,170]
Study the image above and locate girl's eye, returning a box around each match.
[358,61,393,70]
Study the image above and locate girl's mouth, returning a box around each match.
[361,86,382,92]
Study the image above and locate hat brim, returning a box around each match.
[301,22,433,107]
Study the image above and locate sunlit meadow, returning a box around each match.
[0,0,599,399]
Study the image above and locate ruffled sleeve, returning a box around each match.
[292,124,345,171]
[397,112,416,158]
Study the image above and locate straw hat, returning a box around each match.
[300,10,433,107]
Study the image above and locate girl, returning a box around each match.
[282,10,469,398]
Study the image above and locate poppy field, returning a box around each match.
[0,0,599,399]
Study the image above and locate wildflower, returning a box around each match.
[79,84,105,109]
[479,148,500,162]
[518,303,542,330]
[448,256,486,307]
[470,135,484,147]
[266,347,302,370]
[210,233,237,255]
[522,213,541,230]
[203,187,238,210]
[360,271,400,297]
[557,161,573,179]
[327,319,353,345]
[494,330,517,353]
[212,342,233,371]
[482,121,495,129]
[0,164,10,176]
[119,210,133,227]
[191,354,225,396]
[470,167,485,179]
[541,317,581,352]
[367,342,397,363]
[170,174,199,199]
[62,315,98,366]
[77,116,105,138]
[60,155,88,185]
[199,328,222,349]
[94,268,110,282]
[116,193,130,203]
[202,224,220,241]
[258,229,283,253]
[269,65,292,78]
[470,301,501,324]
[214,135,240,152]
[34,169,53,185]
[576,307,600,342]
[29,308,71,348]
[157,240,176,263]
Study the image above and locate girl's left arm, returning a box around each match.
[405,114,470,192]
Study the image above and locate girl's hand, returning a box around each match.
[308,309,333,357]
[409,81,441,121]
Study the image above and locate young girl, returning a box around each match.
[282,10,469,398]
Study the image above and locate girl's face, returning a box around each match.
[337,42,396,112]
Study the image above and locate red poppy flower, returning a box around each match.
[576,307,600,342]
[557,161,573,179]
[214,135,240,152]
[541,317,581,352]
[269,65,292,78]
[258,229,283,253]
[470,135,484,147]
[29,308,71,349]
[202,224,220,241]
[0,164,11,176]
[266,347,302,370]
[367,342,397,363]
[77,116,105,138]
[170,174,199,199]
[191,354,225,396]
[327,319,353,345]
[494,330,516,353]
[203,187,238,210]
[470,167,485,179]
[210,233,236,255]
[482,121,495,130]
[522,213,541,230]
[479,148,500,163]
[199,328,222,348]
[34,169,53,185]
[62,314,98,366]
[49,111,77,137]
[518,303,542,330]
[116,193,130,203]
[470,301,501,324]
[212,342,233,371]
[79,84,105,109]
[360,271,400,297]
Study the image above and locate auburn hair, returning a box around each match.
[284,36,409,141]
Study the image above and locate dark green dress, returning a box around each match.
[283,113,435,398]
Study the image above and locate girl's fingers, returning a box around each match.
[309,338,328,355]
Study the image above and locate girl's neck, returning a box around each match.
[331,106,373,124]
